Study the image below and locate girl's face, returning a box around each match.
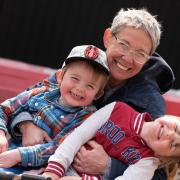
[143,116,180,157]
[59,62,106,107]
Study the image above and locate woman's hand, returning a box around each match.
[73,140,109,175]
[20,121,52,146]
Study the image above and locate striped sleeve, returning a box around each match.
[44,161,65,178]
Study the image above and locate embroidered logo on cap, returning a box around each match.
[84,46,99,60]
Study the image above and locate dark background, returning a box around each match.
[0,0,179,89]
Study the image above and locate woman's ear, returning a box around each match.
[103,28,112,48]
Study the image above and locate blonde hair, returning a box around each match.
[158,160,180,180]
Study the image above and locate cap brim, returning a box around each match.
[65,57,109,75]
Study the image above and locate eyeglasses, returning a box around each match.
[113,34,150,64]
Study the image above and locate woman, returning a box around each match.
[8,8,174,180]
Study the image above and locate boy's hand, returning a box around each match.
[0,149,21,167]
[43,172,59,180]
[0,130,8,153]
[20,121,52,146]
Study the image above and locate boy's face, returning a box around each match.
[59,62,106,107]
[145,116,180,157]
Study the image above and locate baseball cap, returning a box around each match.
[63,45,109,75]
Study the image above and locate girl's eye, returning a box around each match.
[175,123,180,136]
[175,124,178,132]
[87,84,95,90]
[171,141,177,150]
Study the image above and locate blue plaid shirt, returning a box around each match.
[0,85,96,167]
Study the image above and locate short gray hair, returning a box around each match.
[111,8,162,54]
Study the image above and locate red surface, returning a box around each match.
[0,58,56,102]
[0,57,180,117]
[163,93,180,116]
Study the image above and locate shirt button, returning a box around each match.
[60,115,64,119]
[28,163,32,166]
[35,102,39,106]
